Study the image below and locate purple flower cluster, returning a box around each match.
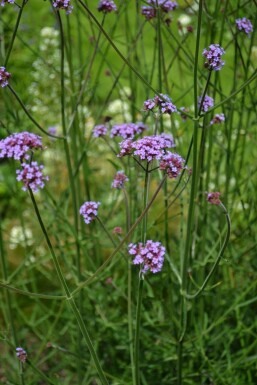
[52,0,73,14]
[118,134,175,162]
[202,44,225,71]
[16,162,49,193]
[141,0,178,20]
[0,0,14,6]
[93,124,108,138]
[144,94,177,114]
[98,0,117,13]
[128,240,165,274]
[236,18,253,35]
[80,201,100,224]
[159,151,185,178]
[0,66,11,87]
[198,94,214,113]
[210,113,225,125]
[207,192,221,205]
[0,132,43,160]
[16,347,27,363]
[112,170,129,189]
[110,122,147,139]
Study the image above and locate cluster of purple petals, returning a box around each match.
[16,162,49,193]
[207,192,221,205]
[202,44,225,71]
[236,18,253,35]
[141,0,178,20]
[159,151,185,178]
[16,347,27,363]
[118,134,175,162]
[80,201,100,224]
[210,113,225,125]
[98,0,117,13]
[0,0,14,6]
[198,94,214,113]
[93,124,108,138]
[0,132,43,161]
[0,66,11,87]
[112,170,129,189]
[110,122,147,139]
[144,94,177,114]
[52,0,73,14]
[128,240,165,274]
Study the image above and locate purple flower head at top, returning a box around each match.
[141,0,178,20]
[236,18,253,35]
[118,134,175,162]
[202,44,225,71]
[210,113,225,125]
[98,0,117,13]
[207,192,221,205]
[128,240,165,274]
[80,201,100,224]
[110,122,147,139]
[159,151,185,178]
[144,94,177,115]
[16,162,49,193]
[93,124,108,138]
[16,347,27,363]
[0,132,43,161]
[0,0,15,6]
[0,66,11,87]
[52,0,73,14]
[112,170,129,189]
[198,94,214,113]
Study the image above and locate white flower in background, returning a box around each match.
[9,226,33,249]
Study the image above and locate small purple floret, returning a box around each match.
[128,240,165,274]
[80,201,101,224]
[0,66,11,87]
[0,0,15,6]
[110,122,147,139]
[202,44,225,71]
[141,0,178,20]
[16,162,49,193]
[53,0,73,14]
[98,0,117,13]
[210,113,225,125]
[93,124,108,138]
[0,132,43,161]
[207,192,221,205]
[198,94,214,113]
[112,170,129,189]
[159,151,185,178]
[235,18,253,35]
[16,347,27,363]
[144,94,177,115]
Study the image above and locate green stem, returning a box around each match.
[28,189,109,385]
[186,203,231,299]
[134,275,144,385]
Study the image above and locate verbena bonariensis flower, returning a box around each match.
[112,170,129,189]
[235,17,253,35]
[141,0,178,20]
[144,94,177,114]
[118,134,175,162]
[0,0,14,6]
[198,94,214,113]
[210,113,225,125]
[207,192,221,205]
[80,201,100,224]
[0,132,43,161]
[93,124,108,138]
[52,0,73,14]
[110,122,147,139]
[98,0,117,13]
[16,347,27,363]
[16,162,49,193]
[128,240,165,274]
[159,151,185,178]
[0,66,11,87]
[202,44,225,71]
